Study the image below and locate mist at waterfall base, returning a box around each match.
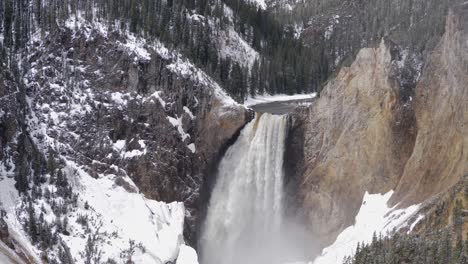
[200,113,316,264]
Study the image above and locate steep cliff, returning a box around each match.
[290,4,468,252]
[0,16,250,262]
[390,9,468,207]
[293,39,417,249]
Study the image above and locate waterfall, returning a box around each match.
[200,113,290,264]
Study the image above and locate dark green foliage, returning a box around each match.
[27,200,37,243]
[346,230,468,264]
[230,62,246,102]
[81,231,103,264]
[58,243,74,264]
[346,197,467,264]
[15,133,31,193]
[249,59,259,97]
[120,239,146,264]
[1,0,322,103]
[14,144,79,261]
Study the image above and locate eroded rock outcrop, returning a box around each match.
[292,39,417,248]
[390,9,468,207]
[291,6,468,250]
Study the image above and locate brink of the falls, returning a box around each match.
[200,113,312,264]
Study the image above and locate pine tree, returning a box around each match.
[15,153,30,193]
[250,59,259,97]
[454,234,463,264]
[438,232,452,264]
[28,200,37,243]
[230,62,246,102]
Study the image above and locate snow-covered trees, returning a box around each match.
[0,0,322,103]
[347,225,468,264]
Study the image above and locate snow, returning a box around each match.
[18,72,198,262]
[62,160,197,263]
[111,92,129,105]
[166,58,239,106]
[324,15,340,40]
[183,106,195,119]
[4,8,244,262]
[187,143,196,153]
[146,91,166,108]
[176,245,199,264]
[313,191,420,264]
[218,28,259,68]
[189,14,206,22]
[65,7,240,109]
[244,93,317,107]
[246,0,267,9]
[123,149,147,158]
[111,138,147,158]
[167,116,190,142]
[408,214,425,234]
[64,12,175,64]
[122,34,151,61]
[64,13,108,40]
[0,176,42,263]
[293,24,304,39]
[113,139,126,151]
[167,116,198,152]
[222,5,235,23]
[0,241,25,264]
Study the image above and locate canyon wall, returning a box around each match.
[390,9,468,207]
[0,24,251,249]
[290,5,468,249]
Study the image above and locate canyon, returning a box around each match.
[0,0,467,263]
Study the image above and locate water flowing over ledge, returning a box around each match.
[200,113,289,264]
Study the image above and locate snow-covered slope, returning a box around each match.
[217,27,259,68]
[313,191,420,264]
[61,160,188,263]
[0,177,41,263]
[1,160,192,263]
[193,4,259,69]
[0,11,249,263]
[245,0,301,11]
[244,93,317,106]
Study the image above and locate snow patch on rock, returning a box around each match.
[408,214,425,234]
[313,191,420,264]
[0,177,42,263]
[244,0,267,9]
[218,28,259,68]
[244,93,317,107]
[61,160,194,263]
[176,245,199,264]
[166,57,239,106]
[167,116,190,142]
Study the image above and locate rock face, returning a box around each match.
[296,0,460,94]
[1,23,250,247]
[390,9,468,207]
[290,5,468,250]
[290,39,418,248]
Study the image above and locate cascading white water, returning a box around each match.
[200,113,290,264]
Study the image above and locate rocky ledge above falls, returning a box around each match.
[287,7,468,252]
